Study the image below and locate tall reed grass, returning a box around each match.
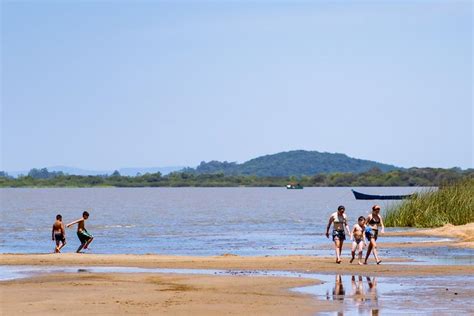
[384,178,474,227]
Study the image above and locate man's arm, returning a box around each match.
[325,216,334,238]
[52,225,55,240]
[61,223,66,236]
[66,218,83,228]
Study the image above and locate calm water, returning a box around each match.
[1,187,471,263]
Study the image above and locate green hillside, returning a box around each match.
[188,150,399,176]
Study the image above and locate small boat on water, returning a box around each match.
[351,189,412,200]
[286,183,303,189]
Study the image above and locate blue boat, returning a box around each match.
[351,189,411,200]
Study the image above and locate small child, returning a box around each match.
[350,216,366,265]
[52,214,66,253]
[66,211,94,253]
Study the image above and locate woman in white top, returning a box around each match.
[325,205,351,263]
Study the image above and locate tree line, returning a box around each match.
[0,167,472,187]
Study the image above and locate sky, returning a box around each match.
[1,1,472,171]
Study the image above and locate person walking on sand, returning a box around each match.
[66,211,94,253]
[52,214,66,253]
[364,205,385,264]
[326,205,351,264]
[350,216,366,265]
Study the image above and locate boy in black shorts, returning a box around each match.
[52,214,66,253]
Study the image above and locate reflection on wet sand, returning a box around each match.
[326,275,380,315]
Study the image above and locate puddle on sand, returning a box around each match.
[295,274,474,316]
[0,266,473,315]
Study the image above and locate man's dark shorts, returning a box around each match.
[332,230,346,241]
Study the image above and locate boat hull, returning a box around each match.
[351,189,411,200]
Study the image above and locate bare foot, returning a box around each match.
[336,259,342,264]
[377,260,382,265]
[358,261,363,265]
[350,257,354,263]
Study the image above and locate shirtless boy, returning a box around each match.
[66,211,94,253]
[350,216,366,265]
[52,214,66,253]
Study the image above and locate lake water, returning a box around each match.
[1,187,471,263]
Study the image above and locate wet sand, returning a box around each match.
[1,255,473,316]
[0,272,326,315]
[1,253,473,276]
[1,223,473,315]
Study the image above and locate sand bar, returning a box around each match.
[1,253,473,276]
[1,223,474,315]
[384,223,474,248]
[0,272,329,315]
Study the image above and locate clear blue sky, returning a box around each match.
[1,1,472,171]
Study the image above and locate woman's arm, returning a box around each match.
[379,215,385,233]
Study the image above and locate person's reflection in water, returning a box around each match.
[325,275,345,316]
[351,275,365,311]
[366,276,379,316]
[333,274,345,300]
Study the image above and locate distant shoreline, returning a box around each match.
[0,184,434,188]
[1,165,471,188]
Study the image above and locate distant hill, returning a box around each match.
[185,150,399,177]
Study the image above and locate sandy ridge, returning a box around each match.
[1,253,473,276]
[384,223,474,248]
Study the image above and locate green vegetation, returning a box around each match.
[0,167,472,188]
[184,150,398,176]
[384,178,474,228]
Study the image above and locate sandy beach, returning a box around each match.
[1,253,473,315]
[1,223,473,315]
[1,253,473,276]
[0,272,327,315]
[384,223,474,249]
